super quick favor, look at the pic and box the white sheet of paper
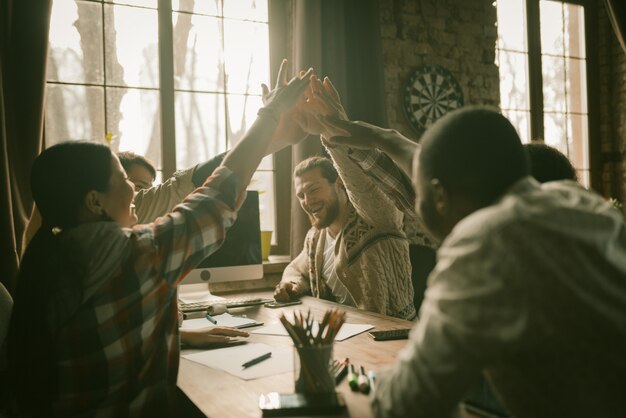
[250,322,374,341]
[182,313,261,329]
[182,343,293,380]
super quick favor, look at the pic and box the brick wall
[598,4,626,210]
[379,0,500,138]
[379,0,624,211]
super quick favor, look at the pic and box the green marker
[348,364,359,391]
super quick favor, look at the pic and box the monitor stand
[178,283,223,304]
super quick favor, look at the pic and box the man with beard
[324,107,626,418]
[273,150,428,320]
[273,75,432,320]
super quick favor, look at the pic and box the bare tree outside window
[45,0,275,237]
[496,0,590,186]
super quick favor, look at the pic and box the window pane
[497,51,530,110]
[175,92,226,169]
[48,0,103,84]
[496,0,527,52]
[258,154,273,171]
[540,1,564,56]
[542,55,566,112]
[223,20,270,94]
[104,4,159,88]
[106,87,161,169]
[249,171,276,236]
[543,112,567,153]
[502,109,531,143]
[225,94,272,169]
[223,0,268,22]
[225,94,263,146]
[45,84,105,145]
[567,113,588,171]
[564,3,585,59]
[173,13,223,92]
[566,58,587,114]
[172,0,220,15]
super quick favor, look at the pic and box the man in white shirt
[325,107,626,418]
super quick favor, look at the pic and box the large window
[496,0,590,185]
[46,0,276,238]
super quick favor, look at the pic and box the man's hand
[273,282,301,302]
[294,76,351,138]
[180,326,249,348]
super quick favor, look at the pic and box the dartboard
[403,65,464,134]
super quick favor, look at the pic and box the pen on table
[242,352,272,369]
[334,358,349,384]
[205,313,218,324]
[358,365,370,394]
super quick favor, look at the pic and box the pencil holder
[294,344,335,394]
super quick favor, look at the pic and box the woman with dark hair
[523,142,578,183]
[7,66,312,417]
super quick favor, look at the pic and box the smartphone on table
[367,328,411,341]
[264,300,303,308]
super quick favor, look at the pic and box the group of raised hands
[259,58,352,154]
[260,59,418,174]
[186,60,418,348]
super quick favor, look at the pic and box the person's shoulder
[447,177,618,248]
[443,178,540,247]
[541,180,614,211]
[63,222,130,256]
[61,222,131,288]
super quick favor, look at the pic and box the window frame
[46,0,292,253]
[267,0,291,256]
[500,0,600,189]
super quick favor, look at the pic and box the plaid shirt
[12,167,239,417]
[346,148,416,214]
[347,148,433,247]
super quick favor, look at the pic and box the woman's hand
[261,60,313,118]
[180,326,250,348]
[261,60,315,152]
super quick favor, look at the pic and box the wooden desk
[178,292,487,418]
[177,291,412,418]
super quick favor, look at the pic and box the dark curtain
[605,0,626,55]
[0,0,51,294]
[290,0,388,257]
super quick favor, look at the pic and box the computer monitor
[182,190,263,289]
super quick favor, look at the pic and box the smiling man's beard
[307,192,340,230]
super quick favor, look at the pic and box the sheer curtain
[0,0,52,294]
[605,0,626,55]
[290,0,388,256]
